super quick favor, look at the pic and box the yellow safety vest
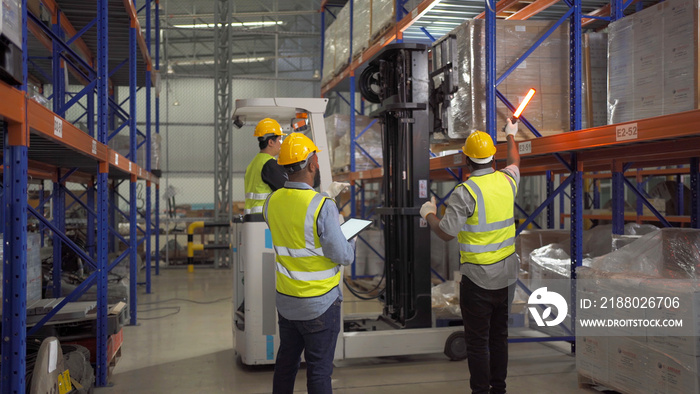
[244,153,275,215]
[263,188,341,298]
[458,171,517,265]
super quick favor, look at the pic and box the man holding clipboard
[263,132,356,394]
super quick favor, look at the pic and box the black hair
[258,135,279,150]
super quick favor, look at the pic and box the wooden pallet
[577,373,621,393]
[369,22,396,45]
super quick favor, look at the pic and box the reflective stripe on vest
[458,171,517,265]
[244,206,264,215]
[244,153,275,214]
[264,188,340,298]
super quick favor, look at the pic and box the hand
[504,118,518,137]
[420,196,437,219]
[338,213,345,225]
[326,182,351,198]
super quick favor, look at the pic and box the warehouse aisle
[95,269,596,393]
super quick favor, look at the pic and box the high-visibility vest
[244,153,275,215]
[457,171,517,265]
[263,188,341,298]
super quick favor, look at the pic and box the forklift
[232,43,466,366]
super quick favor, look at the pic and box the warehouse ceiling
[153,0,320,79]
[151,0,658,79]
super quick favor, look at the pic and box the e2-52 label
[615,123,638,141]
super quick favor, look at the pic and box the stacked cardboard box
[322,21,337,85]
[325,114,383,173]
[352,0,371,57]
[576,229,700,394]
[445,19,571,142]
[371,0,395,41]
[0,233,42,306]
[607,0,699,124]
[322,0,403,84]
[583,32,609,129]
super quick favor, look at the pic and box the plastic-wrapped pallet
[515,229,570,272]
[151,133,161,172]
[109,134,146,168]
[582,32,608,129]
[322,22,336,85]
[352,0,370,58]
[325,114,383,172]
[607,0,698,124]
[576,229,700,394]
[443,19,570,142]
[527,224,658,336]
[371,0,395,41]
[334,5,351,76]
[353,228,384,277]
[0,232,42,305]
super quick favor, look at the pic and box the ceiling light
[173,21,283,29]
[170,57,270,67]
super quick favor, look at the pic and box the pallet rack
[1,0,160,391]
[320,0,700,347]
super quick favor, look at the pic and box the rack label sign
[115,153,119,165]
[412,8,418,19]
[519,141,532,154]
[53,116,63,138]
[616,123,638,141]
[129,162,132,171]
[419,179,428,198]
[91,140,97,155]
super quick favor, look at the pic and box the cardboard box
[576,336,610,384]
[608,337,649,394]
[647,349,700,394]
[608,0,700,124]
[445,19,571,141]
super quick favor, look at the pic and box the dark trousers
[272,299,341,394]
[460,275,515,394]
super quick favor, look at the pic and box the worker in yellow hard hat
[243,118,288,216]
[263,132,355,393]
[420,119,521,394]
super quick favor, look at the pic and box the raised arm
[504,119,520,168]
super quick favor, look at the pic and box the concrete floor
[95,269,599,394]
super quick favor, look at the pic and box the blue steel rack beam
[0,0,161,390]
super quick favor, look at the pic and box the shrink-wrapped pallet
[607,0,699,124]
[439,19,570,142]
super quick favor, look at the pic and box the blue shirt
[275,181,356,321]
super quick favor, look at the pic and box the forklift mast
[361,44,432,329]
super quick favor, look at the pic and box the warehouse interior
[0,0,699,393]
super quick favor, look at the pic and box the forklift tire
[444,331,468,361]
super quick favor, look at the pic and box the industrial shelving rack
[320,0,700,346]
[1,0,161,391]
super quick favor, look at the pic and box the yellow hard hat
[463,131,496,163]
[278,132,321,166]
[254,118,287,137]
